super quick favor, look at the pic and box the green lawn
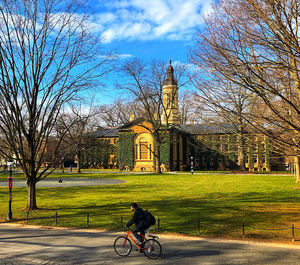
[0,171,299,242]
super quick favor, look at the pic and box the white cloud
[172,60,200,74]
[99,53,133,60]
[94,0,213,43]
[116,53,134,59]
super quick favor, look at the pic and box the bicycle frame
[124,230,146,249]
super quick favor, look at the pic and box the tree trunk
[295,156,300,183]
[238,127,246,171]
[155,143,161,174]
[27,182,38,210]
[239,150,246,171]
[77,152,81,174]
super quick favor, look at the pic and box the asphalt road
[0,178,125,188]
[1,224,300,265]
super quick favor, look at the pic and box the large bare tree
[191,0,300,179]
[119,59,189,173]
[0,0,111,209]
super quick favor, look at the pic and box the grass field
[0,171,300,242]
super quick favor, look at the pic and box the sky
[85,0,214,104]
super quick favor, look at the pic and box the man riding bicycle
[125,203,148,245]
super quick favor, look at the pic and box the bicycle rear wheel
[143,239,162,259]
[114,236,132,256]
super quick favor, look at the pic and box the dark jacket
[127,207,146,227]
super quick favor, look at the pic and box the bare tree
[191,0,300,179]
[57,103,99,174]
[119,59,189,173]
[192,74,255,170]
[178,90,200,124]
[0,0,111,209]
[99,98,144,127]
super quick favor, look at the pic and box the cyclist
[125,203,148,245]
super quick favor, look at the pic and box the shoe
[136,248,144,253]
[138,245,144,253]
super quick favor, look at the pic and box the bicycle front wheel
[114,236,132,256]
[143,239,162,259]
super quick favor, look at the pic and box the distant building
[91,61,285,172]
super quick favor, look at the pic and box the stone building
[92,61,285,172]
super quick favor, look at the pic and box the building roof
[118,117,145,130]
[177,123,235,135]
[94,127,119,138]
[94,122,236,138]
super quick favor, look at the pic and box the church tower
[162,60,180,125]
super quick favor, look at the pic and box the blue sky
[85,0,214,104]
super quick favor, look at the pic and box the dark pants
[132,222,147,243]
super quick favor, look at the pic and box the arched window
[135,133,153,161]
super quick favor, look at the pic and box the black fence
[12,212,298,242]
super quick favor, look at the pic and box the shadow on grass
[2,174,300,242]
[20,195,297,238]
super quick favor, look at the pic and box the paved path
[0,178,125,188]
[1,224,300,265]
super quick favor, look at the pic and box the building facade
[92,61,285,172]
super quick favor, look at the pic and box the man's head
[130,203,138,212]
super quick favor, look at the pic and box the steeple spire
[163,60,177,86]
[162,59,180,125]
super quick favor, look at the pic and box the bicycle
[113,228,162,259]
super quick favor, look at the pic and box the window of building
[140,141,148,159]
[224,144,228,152]
[135,144,138,159]
[134,133,153,161]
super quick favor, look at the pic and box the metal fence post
[55,211,58,225]
[197,215,200,234]
[121,215,123,228]
[87,214,89,228]
[157,218,160,232]
[26,211,29,222]
[242,223,245,239]
[292,224,295,242]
